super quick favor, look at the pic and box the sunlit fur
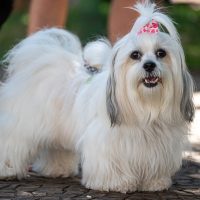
[0,1,194,192]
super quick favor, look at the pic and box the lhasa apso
[0,1,194,192]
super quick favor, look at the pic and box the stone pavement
[0,158,199,200]
[0,75,199,200]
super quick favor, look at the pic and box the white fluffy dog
[0,1,194,192]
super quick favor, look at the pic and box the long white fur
[0,1,194,192]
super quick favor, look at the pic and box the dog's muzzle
[142,61,161,88]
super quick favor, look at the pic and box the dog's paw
[0,164,25,180]
[84,184,136,193]
[140,177,172,191]
[0,161,16,180]
[31,165,78,178]
[32,149,79,178]
[83,179,137,193]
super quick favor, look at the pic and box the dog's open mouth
[142,75,161,88]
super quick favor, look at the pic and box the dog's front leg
[79,131,137,193]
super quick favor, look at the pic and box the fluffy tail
[3,28,82,76]
[83,38,111,72]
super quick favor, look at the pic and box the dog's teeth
[151,77,158,83]
[144,77,159,84]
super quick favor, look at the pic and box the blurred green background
[0,0,200,70]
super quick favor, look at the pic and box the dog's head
[106,1,194,126]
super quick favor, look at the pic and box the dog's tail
[130,0,179,42]
[2,28,82,76]
[83,38,112,72]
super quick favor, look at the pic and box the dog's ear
[106,52,121,126]
[180,70,195,122]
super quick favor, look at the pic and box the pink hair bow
[138,19,159,35]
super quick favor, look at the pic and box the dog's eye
[130,51,142,60]
[156,49,166,58]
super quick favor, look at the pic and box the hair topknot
[130,0,180,42]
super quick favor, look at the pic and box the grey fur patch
[106,51,121,126]
[180,70,195,122]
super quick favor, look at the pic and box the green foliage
[67,0,109,44]
[0,1,199,69]
[167,4,200,70]
[0,10,27,59]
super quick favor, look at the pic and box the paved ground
[0,158,199,200]
[0,74,199,200]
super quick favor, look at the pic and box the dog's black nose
[143,61,156,73]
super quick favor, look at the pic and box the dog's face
[106,32,194,126]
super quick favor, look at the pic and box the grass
[0,1,199,69]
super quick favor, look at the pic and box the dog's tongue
[145,76,158,83]
[146,77,157,82]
